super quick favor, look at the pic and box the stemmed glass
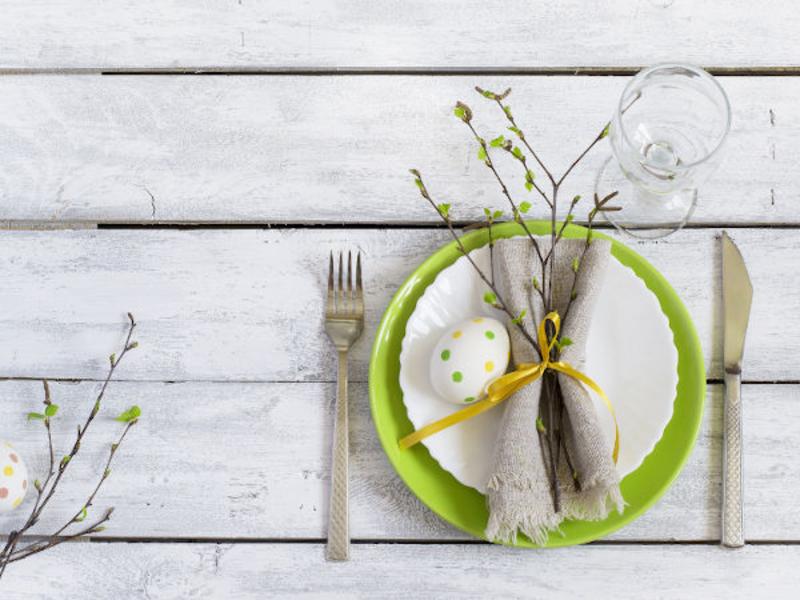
[597,64,731,238]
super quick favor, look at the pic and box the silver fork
[324,251,364,561]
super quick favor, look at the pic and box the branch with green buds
[412,86,620,512]
[0,313,144,579]
[453,100,546,269]
[410,170,543,359]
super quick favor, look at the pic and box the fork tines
[327,251,363,316]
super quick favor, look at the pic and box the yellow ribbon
[399,312,619,464]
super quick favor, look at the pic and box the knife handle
[722,369,744,548]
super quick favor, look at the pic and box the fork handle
[327,349,350,561]
[722,369,744,548]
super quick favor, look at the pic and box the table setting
[366,68,731,551]
[1,3,799,598]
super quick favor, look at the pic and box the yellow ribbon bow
[399,311,619,464]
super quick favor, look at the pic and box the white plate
[398,241,679,493]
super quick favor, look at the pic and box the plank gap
[92,222,800,231]
[3,67,800,77]
[4,536,800,546]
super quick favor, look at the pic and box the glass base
[595,156,697,240]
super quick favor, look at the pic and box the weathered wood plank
[0,381,796,542]
[0,76,792,225]
[1,2,799,70]
[0,228,788,382]
[2,542,798,598]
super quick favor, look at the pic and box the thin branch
[560,192,620,326]
[498,144,552,208]
[48,419,136,539]
[544,372,561,513]
[411,172,542,358]
[487,217,496,288]
[462,119,546,267]
[556,125,609,188]
[33,315,136,520]
[0,315,139,579]
[7,511,113,564]
[489,93,556,186]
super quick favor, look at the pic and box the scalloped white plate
[399,242,678,493]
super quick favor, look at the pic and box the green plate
[368,221,705,547]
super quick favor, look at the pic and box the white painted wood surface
[0,75,793,225]
[0,228,790,382]
[2,542,799,599]
[0,2,796,596]
[1,2,799,70]
[0,381,797,542]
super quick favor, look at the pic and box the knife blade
[721,231,753,548]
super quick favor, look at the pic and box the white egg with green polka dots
[0,441,28,512]
[429,316,511,405]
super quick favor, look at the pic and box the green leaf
[504,106,513,119]
[477,146,487,161]
[129,406,141,419]
[519,201,531,213]
[512,146,523,159]
[587,230,594,245]
[532,277,540,290]
[61,456,70,466]
[489,135,504,148]
[572,195,581,204]
[45,404,59,418]
[511,309,528,325]
[536,418,546,433]
[414,178,424,191]
[482,90,495,99]
[483,207,491,217]
[572,257,580,273]
[27,412,45,420]
[566,214,574,225]
[507,126,520,135]
[492,210,503,219]
[76,506,88,522]
[525,182,533,192]
[525,170,535,183]
[600,122,610,138]
[454,106,466,120]
[483,292,497,305]
[437,203,450,217]
[560,337,574,348]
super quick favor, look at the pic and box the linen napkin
[485,236,624,545]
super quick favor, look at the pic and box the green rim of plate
[368,221,705,547]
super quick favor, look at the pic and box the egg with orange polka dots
[0,441,28,512]
[429,316,510,405]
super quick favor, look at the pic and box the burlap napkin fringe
[485,473,625,545]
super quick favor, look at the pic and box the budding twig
[412,87,618,513]
[0,314,142,580]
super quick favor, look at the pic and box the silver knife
[721,231,753,548]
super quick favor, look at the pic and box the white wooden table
[1,2,799,597]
